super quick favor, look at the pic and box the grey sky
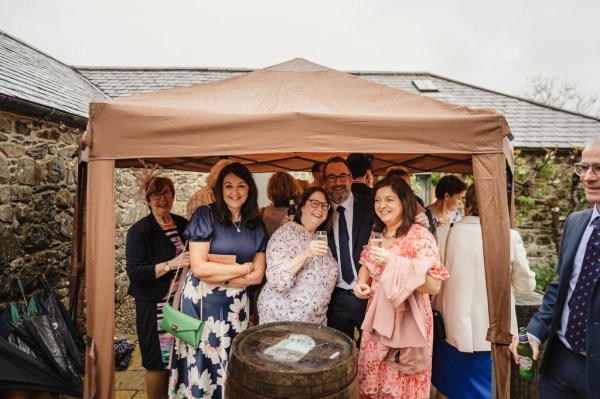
[1,0,599,103]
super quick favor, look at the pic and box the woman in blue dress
[169,162,267,398]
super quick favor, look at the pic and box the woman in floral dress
[258,186,338,324]
[169,162,267,399]
[353,176,449,399]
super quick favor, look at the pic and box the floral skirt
[358,330,432,399]
[168,274,249,399]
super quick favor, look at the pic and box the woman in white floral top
[258,186,339,324]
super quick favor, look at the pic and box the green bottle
[517,327,536,380]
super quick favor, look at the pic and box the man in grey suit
[510,138,600,398]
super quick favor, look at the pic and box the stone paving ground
[115,335,146,399]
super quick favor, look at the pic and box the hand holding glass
[313,231,328,265]
[370,232,383,249]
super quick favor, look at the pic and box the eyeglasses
[150,191,173,200]
[326,174,350,183]
[307,199,331,210]
[573,162,600,177]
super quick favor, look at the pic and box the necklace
[156,216,173,226]
[383,229,395,240]
[232,219,242,233]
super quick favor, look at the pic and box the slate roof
[0,30,109,120]
[2,30,597,148]
[77,67,600,149]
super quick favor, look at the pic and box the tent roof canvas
[83,58,514,398]
[87,58,512,173]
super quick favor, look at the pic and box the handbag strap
[164,240,189,306]
[442,221,454,266]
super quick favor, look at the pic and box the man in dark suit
[324,156,430,346]
[324,156,374,346]
[510,138,600,398]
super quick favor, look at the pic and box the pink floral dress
[358,224,448,399]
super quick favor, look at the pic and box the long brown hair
[212,162,261,229]
[372,176,417,238]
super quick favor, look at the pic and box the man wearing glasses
[510,138,600,398]
[323,156,374,346]
[324,156,431,346]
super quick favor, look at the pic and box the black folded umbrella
[0,336,82,396]
[39,274,85,372]
[0,276,84,397]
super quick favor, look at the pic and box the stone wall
[0,109,81,301]
[513,148,586,276]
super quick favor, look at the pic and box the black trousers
[538,339,588,399]
[326,287,368,348]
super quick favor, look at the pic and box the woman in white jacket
[431,184,536,399]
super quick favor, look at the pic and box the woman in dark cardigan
[126,174,189,399]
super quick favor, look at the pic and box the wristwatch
[163,261,171,272]
[223,280,230,287]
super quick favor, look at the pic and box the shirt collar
[590,205,600,225]
[334,192,355,210]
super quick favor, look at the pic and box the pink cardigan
[362,256,433,362]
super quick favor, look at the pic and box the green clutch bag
[160,302,204,348]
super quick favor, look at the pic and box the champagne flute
[370,232,383,263]
[314,230,328,266]
[370,232,383,248]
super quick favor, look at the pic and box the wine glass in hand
[370,232,383,264]
[370,232,383,249]
[314,230,328,266]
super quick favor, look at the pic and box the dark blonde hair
[267,172,302,207]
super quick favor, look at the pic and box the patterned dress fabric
[157,228,186,365]
[257,221,339,324]
[565,216,600,352]
[358,224,448,399]
[168,206,267,398]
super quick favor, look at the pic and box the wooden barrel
[226,322,358,399]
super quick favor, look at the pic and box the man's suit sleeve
[526,214,572,343]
